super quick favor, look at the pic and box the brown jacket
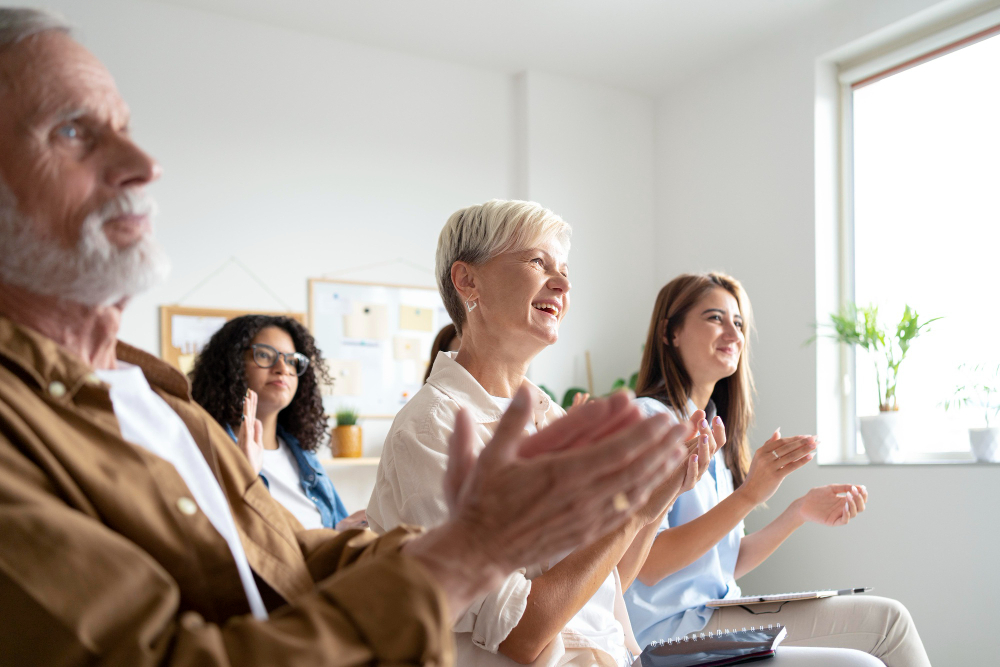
[0,316,452,666]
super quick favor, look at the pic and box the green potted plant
[332,408,362,458]
[817,303,940,462]
[944,363,1000,462]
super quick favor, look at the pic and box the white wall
[653,0,998,662]
[521,71,658,399]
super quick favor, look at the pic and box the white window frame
[814,4,1000,464]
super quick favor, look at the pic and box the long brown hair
[635,273,755,486]
[424,323,459,383]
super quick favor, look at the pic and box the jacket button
[48,381,67,398]
[176,497,198,515]
[307,475,315,482]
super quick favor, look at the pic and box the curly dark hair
[189,315,332,451]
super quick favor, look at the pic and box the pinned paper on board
[308,279,447,418]
[325,359,363,396]
[399,305,434,332]
[393,335,423,362]
[343,302,389,340]
[170,314,227,351]
[318,292,353,316]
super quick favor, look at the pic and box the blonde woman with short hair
[368,200,690,667]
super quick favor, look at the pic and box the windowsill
[819,457,1000,467]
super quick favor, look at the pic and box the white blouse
[367,351,640,666]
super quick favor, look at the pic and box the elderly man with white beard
[0,8,694,666]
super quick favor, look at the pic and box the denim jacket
[226,423,349,529]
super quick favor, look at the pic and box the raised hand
[443,385,689,575]
[797,484,868,527]
[740,429,817,505]
[569,391,591,411]
[673,411,727,495]
[237,388,264,475]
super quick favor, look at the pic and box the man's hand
[409,386,689,615]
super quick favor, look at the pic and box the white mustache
[93,190,159,224]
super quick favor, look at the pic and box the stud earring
[466,299,478,312]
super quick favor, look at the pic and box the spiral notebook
[634,624,787,667]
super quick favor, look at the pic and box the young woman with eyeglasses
[190,315,355,530]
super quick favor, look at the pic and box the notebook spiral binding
[648,623,784,647]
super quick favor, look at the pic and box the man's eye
[56,124,80,140]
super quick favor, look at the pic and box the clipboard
[706,587,872,608]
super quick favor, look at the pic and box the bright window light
[851,30,1000,454]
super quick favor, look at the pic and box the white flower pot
[969,427,1000,463]
[858,412,902,463]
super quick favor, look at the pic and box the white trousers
[704,596,930,667]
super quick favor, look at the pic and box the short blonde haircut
[436,199,571,334]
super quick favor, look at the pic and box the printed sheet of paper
[325,359,363,396]
[393,335,423,362]
[399,305,434,332]
[318,291,353,316]
[343,302,389,340]
[170,314,227,352]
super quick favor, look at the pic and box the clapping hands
[441,385,690,574]
[740,429,817,505]
[797,484,868,526]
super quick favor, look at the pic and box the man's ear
[451,261,477,302]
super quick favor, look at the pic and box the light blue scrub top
[624,397,745,648]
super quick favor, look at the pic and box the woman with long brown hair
[623,273,930,667]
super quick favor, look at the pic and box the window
[831,12,1000,460]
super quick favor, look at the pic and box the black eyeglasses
[248,344,310,376]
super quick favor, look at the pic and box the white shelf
[321,457,380,467]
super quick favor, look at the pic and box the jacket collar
[425,351,553,425]
[0,314,192,402]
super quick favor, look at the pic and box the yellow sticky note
[393,335,423,362]
[326,359,363,396]
[343,302,389,340]
[400,305,433,332]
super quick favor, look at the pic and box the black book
[634,624,787,667]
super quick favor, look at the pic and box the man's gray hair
[0,8,70,50]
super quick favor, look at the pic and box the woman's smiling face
[671,287,744,386]
[471,235,571,353]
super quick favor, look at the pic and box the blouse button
[48,381,67,398]
[84,373,102,386]
[176,497,198,516]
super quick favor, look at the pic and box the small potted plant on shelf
[332,408,362,458]
[944,363,1000,462]
[818,303,940,463]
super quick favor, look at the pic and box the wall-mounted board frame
[160,305,306,375]
[308,278,450,419]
